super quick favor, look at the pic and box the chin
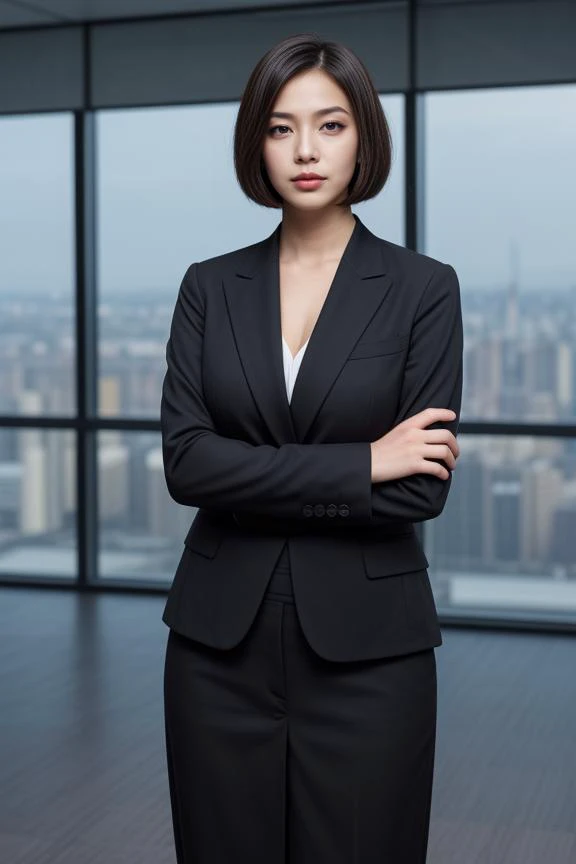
[282,189,347,209]
[289,201,336,214]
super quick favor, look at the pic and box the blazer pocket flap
[362,534,429,579]
[183,518,225,558]
[348,334,409,359]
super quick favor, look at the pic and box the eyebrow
[269,106,350,120]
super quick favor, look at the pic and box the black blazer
[160,213,463,662]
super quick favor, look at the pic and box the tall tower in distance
[506,238,519,339]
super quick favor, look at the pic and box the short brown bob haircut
[234,33,392,209]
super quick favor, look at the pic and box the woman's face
[262,68,359,212]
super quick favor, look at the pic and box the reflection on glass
[428,435,576,618]
[424,85,576,423]
[0,427,76,577]
[0,113,75,417]
[97,431,194,581]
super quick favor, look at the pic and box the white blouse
[282,335,310,404]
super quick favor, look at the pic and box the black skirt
[164,540,437,863]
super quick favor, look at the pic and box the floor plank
[1,588,575,863]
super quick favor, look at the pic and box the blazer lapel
[223,222,296,445]
[222,214,393,445]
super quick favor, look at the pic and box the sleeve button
[302,504,314,517]
[326,504,338,517]
[314,504,325,517]
[338,504,350,517]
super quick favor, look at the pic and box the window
[0,114,76,580]
[430,434,576,620]
[97,430,191,582]
[0,429,76,579]
[424,85,576,620]
[424,85,576,424]
[0,113,75,417]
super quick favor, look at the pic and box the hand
[370,408,460,483]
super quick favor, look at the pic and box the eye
[267,121,346,137]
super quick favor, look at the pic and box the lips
[292,173,326,181]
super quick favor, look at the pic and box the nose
[294,129,319,164]
[295,149,319,165]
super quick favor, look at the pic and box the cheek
[332,136,359,175]
[262,143,282,178]
[345,134,359,164]
[343,124,359,152]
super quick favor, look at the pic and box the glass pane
[97,430,194,581]
[427,434,576,621]
[424,85,576,423]
[0,113,75,416]
[0,429,77,578]
[97,104,275,419]
[96,99,404,418]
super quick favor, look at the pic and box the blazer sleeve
[370,262,464,524]
[161,262,373,520]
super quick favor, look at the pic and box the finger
[425,407,456,420]
[424,445,457,470]
[418,457,451,480]
[424,430,460,455]
[404,408,457,428]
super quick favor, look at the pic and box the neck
[278,207,356,267]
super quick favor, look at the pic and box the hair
[233,33,392,209]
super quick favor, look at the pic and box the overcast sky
[0,83,574,297]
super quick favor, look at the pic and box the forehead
[271,69,350,112]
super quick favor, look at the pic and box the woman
[162,33,462,864]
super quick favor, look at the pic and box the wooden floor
[1,587,575,864]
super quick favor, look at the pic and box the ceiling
[0,0,512,31]
[0,0,349,30]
